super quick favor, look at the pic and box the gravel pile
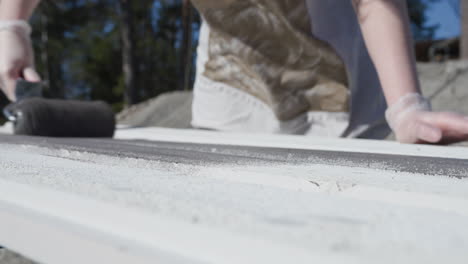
[117,91,193,129]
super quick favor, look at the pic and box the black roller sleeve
[7,98,116,138]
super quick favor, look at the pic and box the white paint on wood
[115,127,468,159]
[0,180,331,264]
[1,143,468,263]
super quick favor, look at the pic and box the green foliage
[30,0,200,112]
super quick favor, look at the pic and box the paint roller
[3,79,116,137]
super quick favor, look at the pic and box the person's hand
[386,93,468,144]
[0,21,40,101]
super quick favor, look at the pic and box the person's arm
[0,0,40,20]
[0,0,41,101]
[352,0,468,144]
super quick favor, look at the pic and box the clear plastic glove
[0,21,40,101]
[385,93,468,144]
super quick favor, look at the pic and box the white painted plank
[0,180,347,264]
[115,127,468,159]
[1,143,468,263]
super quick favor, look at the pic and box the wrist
[0,20,31,36]
[385,93,431,130]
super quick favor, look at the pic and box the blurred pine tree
[28,0,200,112]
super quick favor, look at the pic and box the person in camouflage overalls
[1,0,468,144]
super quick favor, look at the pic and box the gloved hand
[386,93,468,144]
[0,20,40,101]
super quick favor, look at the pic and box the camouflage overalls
[191,0,390,138]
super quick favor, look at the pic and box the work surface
[1,128,468,264]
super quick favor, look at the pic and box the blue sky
[426,1,460,39]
